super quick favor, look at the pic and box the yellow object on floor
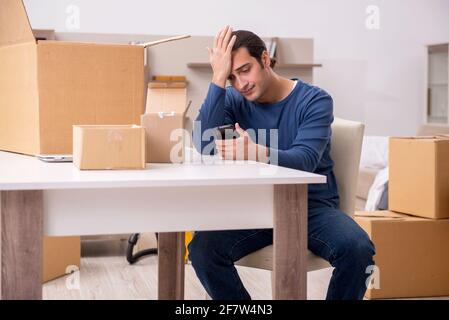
[185,231,193,263]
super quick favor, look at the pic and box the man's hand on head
[215,123,270,163]
[208,26,237,88]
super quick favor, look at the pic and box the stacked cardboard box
[354,136,449,299]
[388,136,449,219]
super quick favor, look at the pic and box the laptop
[37,154,73,163]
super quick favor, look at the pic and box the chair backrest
[330,117,365,216]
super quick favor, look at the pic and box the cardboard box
[43,236,81,283]
[73,125,146,170]
[0,0,189,156]
[153,75,187,82]
[141,81,190,163]
[354,210,449,299]
[389,136,449,219]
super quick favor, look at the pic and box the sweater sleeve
[269,92,333,172]
[193,83,236,155]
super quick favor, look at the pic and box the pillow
[360,136,389,169]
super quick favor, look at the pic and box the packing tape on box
[158,111,176,119]
[107,130,124,142]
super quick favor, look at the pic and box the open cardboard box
[0,0,189,156]
[141,81,191,163]
[354,210,449,299]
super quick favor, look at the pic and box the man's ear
[262,51,271,68]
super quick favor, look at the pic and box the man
[189,26,375,300]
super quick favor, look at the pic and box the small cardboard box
[354,210,449,299]
[389,136,449,219]
[73,125,145,170]
[141,81,189,163]
[43,236,81,283]
[0,0,189,156]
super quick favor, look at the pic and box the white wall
[24,0,449,136]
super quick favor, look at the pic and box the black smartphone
[215,124,239,140]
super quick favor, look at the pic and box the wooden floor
[43,237,332,300]
[43,255,335,300]
[42,237,449,300]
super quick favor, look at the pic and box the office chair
[126,233,158,264]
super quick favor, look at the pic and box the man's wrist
[212,74,227,88]
[256,144,270,163]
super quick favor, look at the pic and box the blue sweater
[193,79,339,209]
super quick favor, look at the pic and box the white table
[0,150,326,300]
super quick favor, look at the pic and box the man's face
[228,47,269,102]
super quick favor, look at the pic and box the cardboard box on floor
[43,236,80,283]
[73,125,146,170]
[389,136,449,219]
[141,81,190,163]
[354,210,449,299]
[0,0,189,156]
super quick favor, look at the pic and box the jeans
[188,205,376,300]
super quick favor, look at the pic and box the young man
[189,26,375,300]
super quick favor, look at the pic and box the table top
[0,151,326,190]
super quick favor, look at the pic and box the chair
[233,117,365,294]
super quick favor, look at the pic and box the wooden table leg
[157,232,185,300]
[273,184,307,300]
[1,190,43,300]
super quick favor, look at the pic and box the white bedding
[359,136,390,211]
[360,136,389,170]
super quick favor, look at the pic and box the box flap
[148,81,187,89]
[391,135,449,141]
[0,0,35,46]
[145,83,188,114]
[390,135,449,148]
[74,124,143,130]
[153,75,186,82]
[139,35,190,48]
[354,210,416,219]
[435,134,449,140]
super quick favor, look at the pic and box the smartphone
[215,124,239,140]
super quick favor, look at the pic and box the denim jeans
[188,205,376,300]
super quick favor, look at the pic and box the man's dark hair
[231,30,276,68]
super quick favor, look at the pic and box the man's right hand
[207,26,237,88]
